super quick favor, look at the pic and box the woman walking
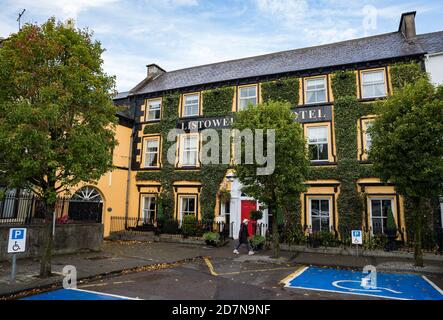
[233,219,255,255]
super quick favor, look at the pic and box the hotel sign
[177,105,333,131]
[293,105,333,123]
[178,116,234,131]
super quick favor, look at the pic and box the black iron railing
[0,194,102,226]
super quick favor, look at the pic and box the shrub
[181,215,205,238]
[203,232,221,247]
[283,227,307,245]
[387,209,397,231]
[160,219,180,234]
[363,234,388,250]
[310,232,341,248]
[249,235,266,251]
[250,210,263,221]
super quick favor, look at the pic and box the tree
[232,101,310,258]
[369,78,443,266]
[0,18,117,277]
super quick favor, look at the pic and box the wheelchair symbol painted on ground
[332,280,402,294]
[285,266,443,300]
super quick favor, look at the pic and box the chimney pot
[399,11,417,39]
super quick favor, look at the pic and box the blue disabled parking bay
[22,288,136,301]
[285,266,443,300]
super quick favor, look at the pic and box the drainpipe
[124,101,137,230]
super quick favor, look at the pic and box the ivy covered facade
[111,12,443,246]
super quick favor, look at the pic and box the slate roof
[416,31,443,54]
[132,31,427,95]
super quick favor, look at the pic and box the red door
[241,200,257,236]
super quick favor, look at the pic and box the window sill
[295,102,333,108]
[310,161,337,167]
[140,166,162,171]
[359,96,387,102]
[175,166,201,171]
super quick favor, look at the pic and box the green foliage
[203,87,234,117]
[250,210,263,221]
[331,71,357,98]
[363,234,388,250]
[0,18,117,202]
[369,78,443,199]
[331,70,374,243]
[390,62,427,92]
[261,77,300,106]
[203,232,221,244]
[181,215,205,237]
[218,188,231,203]
[249,235,266,250]
[139,87,234,222]
[387,208,397,231]
[310,232,341,248]
[160,219,180,235]
[370,77,443,264]
[283,226,307,245]
[233,101,309,256]
[233,101,309,207]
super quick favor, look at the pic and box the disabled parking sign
[352,230,363,245]
[8,228,27,254]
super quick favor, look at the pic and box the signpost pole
[11,254,17,282]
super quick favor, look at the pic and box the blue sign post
[8,228,27,283]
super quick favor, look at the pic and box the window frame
[237,84,258,111]
[363,120,374,153]
[369,197,395,236]
[142,136,161,169]
[358,116,377,161]
[308,197,333,234]
[178,133,200,168]
[141,194,157,224]
[182,93,201,118]
[304,76,328,105]
[178,195,198,222]
[360,69,388,100]
[145,98,162,122]
[305,124,331,163]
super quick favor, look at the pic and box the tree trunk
[39,207,54,277]
[413,197,424,267]
[39,184,57,278]
[271,204,280,259]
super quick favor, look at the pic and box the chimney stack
[399,11,417,39]
[147,64,166,78]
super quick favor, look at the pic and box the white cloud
[256,0,308,23]
[10,0,120,19]
[159,0,198,6]
[304,27,358,45]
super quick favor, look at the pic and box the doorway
[241,200,257,236]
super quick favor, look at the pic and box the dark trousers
[235,240,251,251]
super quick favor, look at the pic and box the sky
[1,0,442,92]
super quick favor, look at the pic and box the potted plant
[203,232,221,247]
[385,209,398,251]
[249,235,265,251]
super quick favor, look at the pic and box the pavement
[1,240,442,300]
